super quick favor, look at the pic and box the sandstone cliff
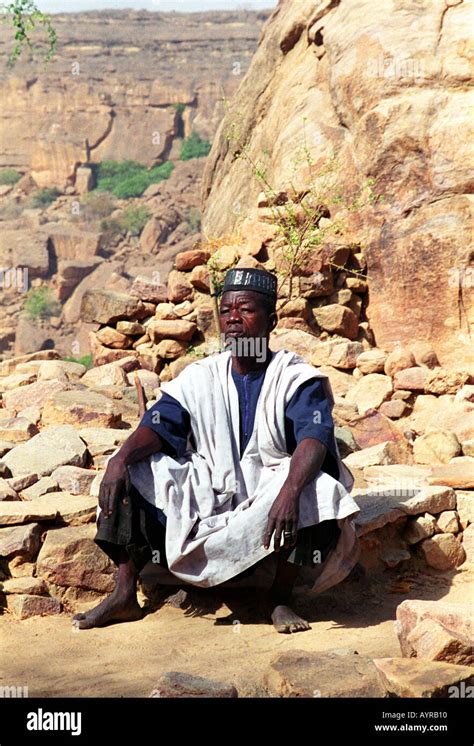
[202,0,473,366]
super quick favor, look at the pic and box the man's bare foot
[260,592,311,633]
[72,591,143,630]
[270,603,311,633]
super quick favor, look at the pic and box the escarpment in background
[0,9,270,184]
[201,0,474,367]
[0,9,271,360]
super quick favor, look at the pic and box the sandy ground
[1,564,472,698]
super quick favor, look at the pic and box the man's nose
[228,307,242,322]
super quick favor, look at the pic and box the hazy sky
[37,0,277,12]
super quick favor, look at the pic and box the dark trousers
[95,485,341,577]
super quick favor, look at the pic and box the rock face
[202,0,473,366]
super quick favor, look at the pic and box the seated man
[73,267,360,633]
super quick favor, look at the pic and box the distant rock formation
[0,9,270,187]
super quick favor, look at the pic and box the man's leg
[264,519,341,634]
[73,547,143,629]
[262,548,311,633]
[72,487,167,629]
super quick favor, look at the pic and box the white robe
[127,349,361,592]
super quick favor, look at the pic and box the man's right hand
[98,456,131,518]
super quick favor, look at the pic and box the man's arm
[263,438,327,551]
[99,426,163,518]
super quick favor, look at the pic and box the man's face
[219,290,276,341]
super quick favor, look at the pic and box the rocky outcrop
[202,0,473,366]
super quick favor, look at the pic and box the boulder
[403,514,437,545]
[372,658,474,698]
[81,363,128,388]
[428,463,474,489]
[455,491,473,528]
[42,390,122,428]
[413,428,461,465]
[424,368,472,396]
[167,270,194,303]
[0,417,38,443]
[436,510,460,534]
[130,275,168,304]
[36,524,115,594]
[2,425,88,477]
[379,400,409,419]
[2,379,68,413]
[21,476,58,500]
[81,290,147,325]
[405,618,473,667]
[393,367,428,392]
[50,466,96,495]
[356,349,387,374]
[95,326,131,350]
[1,576,47,595]
[175,249,211,271]
[263,650,385,698]
[7,594,61,619]
[345,374,393,414]
[343,441,411,469]
[0,522,42,558]
[419,534,466,570]
[147,319,197,342]
[384,349,416,378]
[313,304,359,340]
[395,600,473,657]
[150,672,238,698]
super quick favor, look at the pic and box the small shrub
[63,353,93,369]
[28,187,61,209]
[23,286,60,319]
[0,168,21,185]
[119,204,151,236]
[180,132,211,161]
[79,191,117,220]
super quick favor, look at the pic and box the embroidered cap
[220,268,277,299]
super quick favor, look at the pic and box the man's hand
[263,485,299,552]
[98,456,131,519]
[262,438,328,553]
[97,425,164,519]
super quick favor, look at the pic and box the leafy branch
[1,0,57,67]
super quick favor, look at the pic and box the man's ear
[268,312,278,333]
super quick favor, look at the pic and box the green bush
[119,204,150,236]
[180,132,211,161]
[100,204,150,245]
[29,187,61,208]
[93,160,174,199]
[0,168,21,185]
[63,353,93,369]
[23,286,61,319]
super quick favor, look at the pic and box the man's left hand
[263,486,299,552]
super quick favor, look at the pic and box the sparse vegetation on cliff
[28,187,61,208]
[0,168,21,185]
[23,286,60,319]
[180,132,211,161]
[93,160,174,199]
